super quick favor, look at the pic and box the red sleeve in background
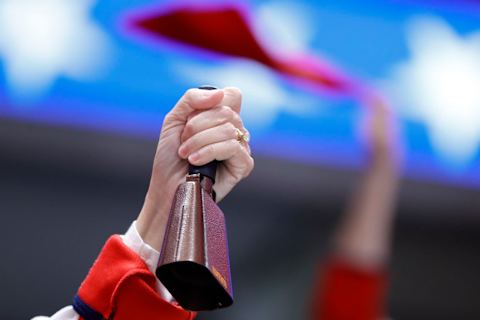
[75,235,196,320]
[311,259,388,320]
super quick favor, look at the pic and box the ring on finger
[235,128,250,144]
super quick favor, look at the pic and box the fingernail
[178,145,187,158]
[199,88,219,98]
[188,152,200,163]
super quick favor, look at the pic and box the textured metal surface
[157,173,233,310]
[203,188,233,297]
[159,175,205,265]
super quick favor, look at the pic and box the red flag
[127,4,361,96]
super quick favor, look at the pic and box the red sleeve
[311,259,388,320]
[74,235,196,320]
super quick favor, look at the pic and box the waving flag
[127,4,361,97]
[1,0,479,185]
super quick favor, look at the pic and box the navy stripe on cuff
[73,295,105,320]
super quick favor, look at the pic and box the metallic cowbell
[156,161,233,311]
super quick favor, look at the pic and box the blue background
[1,0,479,186]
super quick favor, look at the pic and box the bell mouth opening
[156,261,233,311]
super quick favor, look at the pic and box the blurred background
[1,0,479,319]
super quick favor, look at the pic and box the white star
[0,0,112,101]
[386,16,480,165]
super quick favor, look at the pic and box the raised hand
[137,87,253,251]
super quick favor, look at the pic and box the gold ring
[235,128,250,143]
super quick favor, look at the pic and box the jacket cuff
[312,258,388,320]
[74,235,195,320]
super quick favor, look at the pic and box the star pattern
[0,0,112,101]
[387,16,480,164]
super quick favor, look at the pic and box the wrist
[136,189,173,252]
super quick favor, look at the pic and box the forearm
[312,160,397,320]
[333,157,399,268]
[136,180,179,253]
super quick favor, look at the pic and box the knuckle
[182,89,196,105]
[183,122,194,137]
[224,106,236,117]
[243,160,254,177]
[184,88,196,98]
[224,122,237,136]
[205,144,216,156]
[232,111,242,125]
[216,106,234,124]
[182,140,194,154]
[219,105,233,116]
[224,86,242,100]
[242,152,255,175]
[248,156,255,171]
[164,111,175,123]
[230,139,241,152]
[182,87,208,111]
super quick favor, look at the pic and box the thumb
[165,88,224,126]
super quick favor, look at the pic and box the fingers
[187,139,247,166]
[179,122,238,159]
[221,87,242,113]
[170,86,252,181]
[163,88,224,127]
[181,106,244,143]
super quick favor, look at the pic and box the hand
[360,95,401,167]
[137,87,254,251]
